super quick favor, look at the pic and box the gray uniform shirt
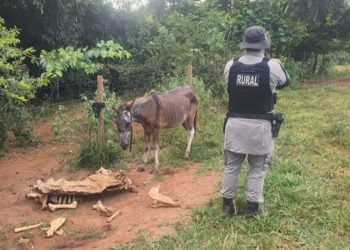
[224,50,289,155]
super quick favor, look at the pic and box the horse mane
[144,89,159,97]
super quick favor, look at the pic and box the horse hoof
[184,153,189,159]
[137,166,145,172]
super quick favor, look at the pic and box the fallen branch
[14,223,43,233]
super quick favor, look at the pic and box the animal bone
[14,222,43,233]
[106,210,121,223]
[48,201,78,212]
[148,185,181,208]
[47,217,66,237]
[27,168,135,211]
[16,237,33,249]
[92,200,114,216]
[26,191,48,209]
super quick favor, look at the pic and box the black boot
[223,197,234,218]
[247,201,261,217]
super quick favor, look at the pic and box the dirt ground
[0,121,221,250]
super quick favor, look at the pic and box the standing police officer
[220,26,290,217]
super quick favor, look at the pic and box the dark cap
[239,26,270,50]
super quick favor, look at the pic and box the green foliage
[77,90,123,168]
[328,51,350,65]
[78,139,122,168]
[2,0,348,106]
[40,40,131,79]
[281,57,303,89]
[228,0,307,57]
[155,76,213,108]
[0,18,39,149]
[52,105,77,138]
[10,107,34,144]
[0,17,42,103]
[0,122,7,151]
[0,16,131,149]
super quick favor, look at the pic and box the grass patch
[329,65,350,77]
[113,81,350,249]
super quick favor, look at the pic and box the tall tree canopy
[0,0,349,90]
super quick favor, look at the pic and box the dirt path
[0,122,221,249]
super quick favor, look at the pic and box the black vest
[227,57,273,115]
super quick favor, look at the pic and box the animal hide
[27,167,135,209]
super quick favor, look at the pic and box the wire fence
[29,70,159,114]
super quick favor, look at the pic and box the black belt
[227,112,273,121]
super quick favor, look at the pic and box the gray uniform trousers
[220,150,271,204]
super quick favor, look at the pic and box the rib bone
[148,185,181,207]
[48,201,78,212]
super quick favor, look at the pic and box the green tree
[0,17,131,150]
[0,17,42,148]
[279,0,350,73]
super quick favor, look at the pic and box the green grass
[112,82,350,249]
[328,65,350,77]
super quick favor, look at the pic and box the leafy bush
[327,51,350,65]
[52,105,73,138]
[155,76,213,108]
[0,104,34,149]
[0,122,7,151]
[77,89,123,168]
[282,57,304,89]
[78,139,122,168]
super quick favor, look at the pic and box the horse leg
[184,107,198,159]
[143,130,151,164]
[150,129,160,175]
[185,127,195,159]
[138,130,151,172]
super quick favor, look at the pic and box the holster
[223,116,228,134]
[271,113,285,137]
[223,112,285,138]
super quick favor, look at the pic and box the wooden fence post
[187,64,193,86]
[97,75,104,154]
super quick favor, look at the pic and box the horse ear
[113,105,118,113]
[113,104,123,114]
[124,100,135,111]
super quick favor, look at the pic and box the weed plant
[77,90,123,168]
[51,90,123,169]
[0,104,34,150]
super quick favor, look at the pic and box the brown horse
[114,86,200,174]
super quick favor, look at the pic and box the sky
[104,0,148,10]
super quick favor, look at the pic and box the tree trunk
[320,54,326,74]
[312,53,318,74]
[53,78,60,102]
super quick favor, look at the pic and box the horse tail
[194,108,198,131]
[191,91,200,132]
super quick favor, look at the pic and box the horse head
[114,101,134,151]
